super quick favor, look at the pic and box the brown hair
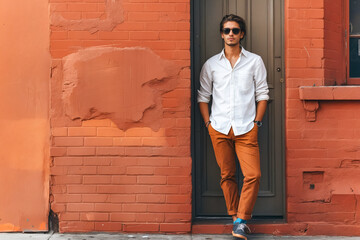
[220,14,246,39]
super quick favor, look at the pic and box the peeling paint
[51,0,124,33]
[60,46,180,130]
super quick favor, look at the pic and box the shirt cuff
[256,95,269,102]
[197,91,211,103]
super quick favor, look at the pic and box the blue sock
[234,218,247,224]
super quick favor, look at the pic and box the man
[197,14,269,239]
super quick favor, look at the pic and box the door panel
[193,0,284,218]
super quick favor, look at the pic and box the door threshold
[192,217,286,234]
[193,216,285,225]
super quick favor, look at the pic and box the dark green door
[193,0,285,219]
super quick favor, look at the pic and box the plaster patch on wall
[61,46,180,130]
[51,0,124,33]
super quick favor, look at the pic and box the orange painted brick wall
[285,0,360,235]
[49,0,191,233]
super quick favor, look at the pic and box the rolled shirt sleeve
[254,57,269,102]
[197,62,212,103]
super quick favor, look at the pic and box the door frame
[190,0,286,222]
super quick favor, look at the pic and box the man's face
[221,21,244,47]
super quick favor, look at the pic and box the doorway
[192,0,285,220]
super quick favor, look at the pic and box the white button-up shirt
[197,48,269,136]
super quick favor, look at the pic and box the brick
[110,213,136,222]
[152,146,191,157]
[67,203,94,212]
[51,186,67,194]
[60,212,80,221]
[144,41,177,50]
[169,157,191,167]
[98,31,129,40]
[80,212,109,221]
[137,157,169,166]
[82,12,104,19]
[52,127,68,136]
[123,223,159,232]
[96,147,125,155]
[126,166,154,175]
[130,31,159,40]
[147,204,191,213]
[109,194,136,203]
[59,221,94,232]
[175,118,190,128]
[167,176,190,185]
[125,128,153,137]
[51,166,68,175]
[97,127,125,136]
[160,12,189,22]
[83,157,111,165]
[151,185,180,194]
[128,12,160,21]
[144,3,177,11]
[54,157,83,166]
[52,175,82,184]
[166,194,191,204]
[137,176,167,185]
[67,147,96,156]
[114,22,145,31]
[82,119,112,126]
[52,194,82,203]
[97,185,151,194]
[97,166,126,174]
[125,147,154,156]
[136,194,166,203]
[67,3,98,12]
[59,12,82,20]
[144,22,176,31]
[50,147,67,157]
[136,213,165,223]
[95,203,122,212]
[95,222,122,232]
[68,127,97,136]
[164,213,191,223]
[111,175,137,184]
[84,137,113,146]
[123,3,145,11]
[113,137,142,146]
[154,167,191,176]
[82,194,109,203]
[68,31,98,40]
[142,137,177,146]
[160,223,191,233]
[83,175,112,184]
[67,166,97,175]
[51,203,66,212]
[110,157,135,166]
[68,185,97,194]
[122,204,148,212]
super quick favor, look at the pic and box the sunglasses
[222,28,241,35]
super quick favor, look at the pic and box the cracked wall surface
[52,47,179,130]
[63,47,179,130]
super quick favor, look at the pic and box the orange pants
[208,124,261,220]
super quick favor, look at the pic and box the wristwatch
[254,120,262,127]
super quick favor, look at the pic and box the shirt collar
[219,46,248,60]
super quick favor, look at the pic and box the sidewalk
[1,233,360,240]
